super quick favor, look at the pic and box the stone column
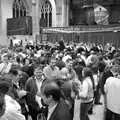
[49,0,56,27]
[32,0,36,33]
[62,0,69,27]
[56,0,62,27]
[0,0,13,46]
[0,0,1,36]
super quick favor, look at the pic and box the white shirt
[104,76,120,114]
[5,95,21,113]
[79,77,94,103]
[0,62,12,74]
[93,74,99,89]
[43,65,61,80]
[0,110,25,120]
[35,78,42,93]
[47,104,57,120]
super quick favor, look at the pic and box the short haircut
[41,80,61,102]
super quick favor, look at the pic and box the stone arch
[39,0,56,27]
[49,0,56,27]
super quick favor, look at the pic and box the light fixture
[32,0,36,5]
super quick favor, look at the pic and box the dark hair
[0,80,10,94]
[0,93,5,117]
[41,80,61,102]
[16,56,21,63]
[9,69,18,76]
[91,66,98,74]
[98,61,106,73]
[82,67,95,91]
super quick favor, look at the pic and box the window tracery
[13,0,27,18]
[40,0,52,27]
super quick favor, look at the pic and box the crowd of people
[0,40,120,120]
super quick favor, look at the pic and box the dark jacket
[25,76,39,111]
[48,99,73,120]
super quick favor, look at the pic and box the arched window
[40,0,52,27]
[13,0,27,18]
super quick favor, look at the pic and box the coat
[48,99,73,120]
[25,76,40,111]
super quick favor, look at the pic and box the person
[0,53,12,75]
[61,59,78,81]
[17,69,29,120]
[43,58,61,80]
[78,67,95,120]
[21,58,34,77]
[0,80,25,120]
[25,67,45,120]
[104,65,120,120]
[41,80,73,120]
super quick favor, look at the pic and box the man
[104,65,120,120]
[41,80,73,120]
[0,53,12,74]
[43,58,61,80]
[25,67,45,120]
[61,59,78,81]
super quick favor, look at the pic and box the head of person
[41,80,61,106]
[82,67,95,90]
[50,58,56,68]
[66,59,73,69]
[34,67,45,80]
[9,69,18,80]
[110,65,120,78]
[2,54,9,63]
[17,69,23,79]
[82,67,93,79]
[25,58,30,65]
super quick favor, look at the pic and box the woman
[0,81,25,120]
[79,67,95,120]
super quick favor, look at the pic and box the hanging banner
[7,16,32,35]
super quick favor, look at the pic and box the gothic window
[40,0,52,27]
[13,0,27,18]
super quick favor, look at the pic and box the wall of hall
[0,0,70,46]
[0,0,32,46]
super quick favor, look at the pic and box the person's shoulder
[1,110,25,120]
[57,99,73,119]
[105,76,116,84]
[26,76,35,83]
